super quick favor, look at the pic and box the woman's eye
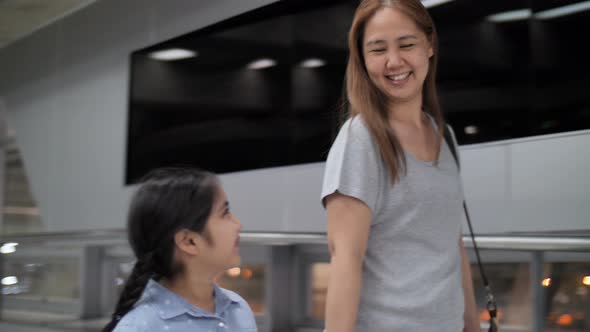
[400,44,415,49]
[370,48,385,53]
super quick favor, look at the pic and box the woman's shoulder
[336,115,373,145]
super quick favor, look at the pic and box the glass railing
[1,231,589,332]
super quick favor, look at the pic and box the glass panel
[429,0,533,144]
[309,261,533,329]
[471,263,531,331]
[543,262,590,331]
[127,9,292,183]
[1,247,81,319]
[217,264,266,315]
[2,256,80,299]
[291,2,353,164]
[531,0,590,138]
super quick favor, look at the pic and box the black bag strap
[443,125,498,332]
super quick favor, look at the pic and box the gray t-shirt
[321,116,465,331]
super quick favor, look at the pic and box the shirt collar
[138,279,240,320]
[214,283,241,315]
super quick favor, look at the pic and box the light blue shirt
[113,279,257,332]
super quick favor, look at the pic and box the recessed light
[487,9,532,23]
[148,48,197,61]
[464,125,479,135]
[247,58,277,70]
[300,58,326,68]
[535,1,590,19]
[421,0,454,9]
[1,276,18,286]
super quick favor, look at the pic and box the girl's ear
[174,230,201,256]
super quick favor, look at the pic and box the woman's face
[199,187,242,271]
[362,6,433,106]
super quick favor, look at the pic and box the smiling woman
[321,1,480,331]
[362,7,433,106]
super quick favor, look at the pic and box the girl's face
[362,7,433,106]
[199,187,242,271]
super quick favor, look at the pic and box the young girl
[321,0,479,331]
[103,168,257,332]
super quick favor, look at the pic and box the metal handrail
[2,230,590,251]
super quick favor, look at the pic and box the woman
[103,168,257,332]
[321,0,479,331]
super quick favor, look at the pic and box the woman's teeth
[387,72,410,81]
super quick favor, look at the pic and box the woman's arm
[324,193,371,332]
[460,237,481,332]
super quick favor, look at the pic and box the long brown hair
[345,0,445,183]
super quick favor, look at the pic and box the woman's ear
[174,230,201,256]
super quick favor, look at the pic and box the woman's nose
[386,49,403,68]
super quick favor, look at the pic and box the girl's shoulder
[112,303,161,332]
[217,287,257,330]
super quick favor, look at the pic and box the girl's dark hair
[102,167,219,332]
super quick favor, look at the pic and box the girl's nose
[233,215,242,230]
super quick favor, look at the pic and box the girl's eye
[400,44,415,49]
[370,48,386,53]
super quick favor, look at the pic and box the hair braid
[102,253,154,332]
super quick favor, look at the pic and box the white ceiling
[0,0,97,49]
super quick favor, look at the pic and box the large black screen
[126,0,590,184]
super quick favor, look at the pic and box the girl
[321,0,479,331]
[103,168,257,332]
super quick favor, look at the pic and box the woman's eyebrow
[398,35,418,42]
[365,39,387,47]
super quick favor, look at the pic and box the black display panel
[126,0,590,183]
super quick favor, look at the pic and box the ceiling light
[1,276,18,286]
[542,278,552,287]
[464,125,479,135]
[247,58,277,70]
[300,58,326,68]
[0,243,17,254]
[487,9,532,22]
[535,1,590,19]
[148,48,197,61]
[421,0,455,8]
[583,276,590,286]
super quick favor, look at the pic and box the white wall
[461,131,590,234]
[0,0,279,232]
[0,0,588,235]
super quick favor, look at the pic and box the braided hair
[102,168,219,332]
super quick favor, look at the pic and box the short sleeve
[321,117,382,213]
[446,124,461,165]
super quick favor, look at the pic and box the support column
[530,251,545,332]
